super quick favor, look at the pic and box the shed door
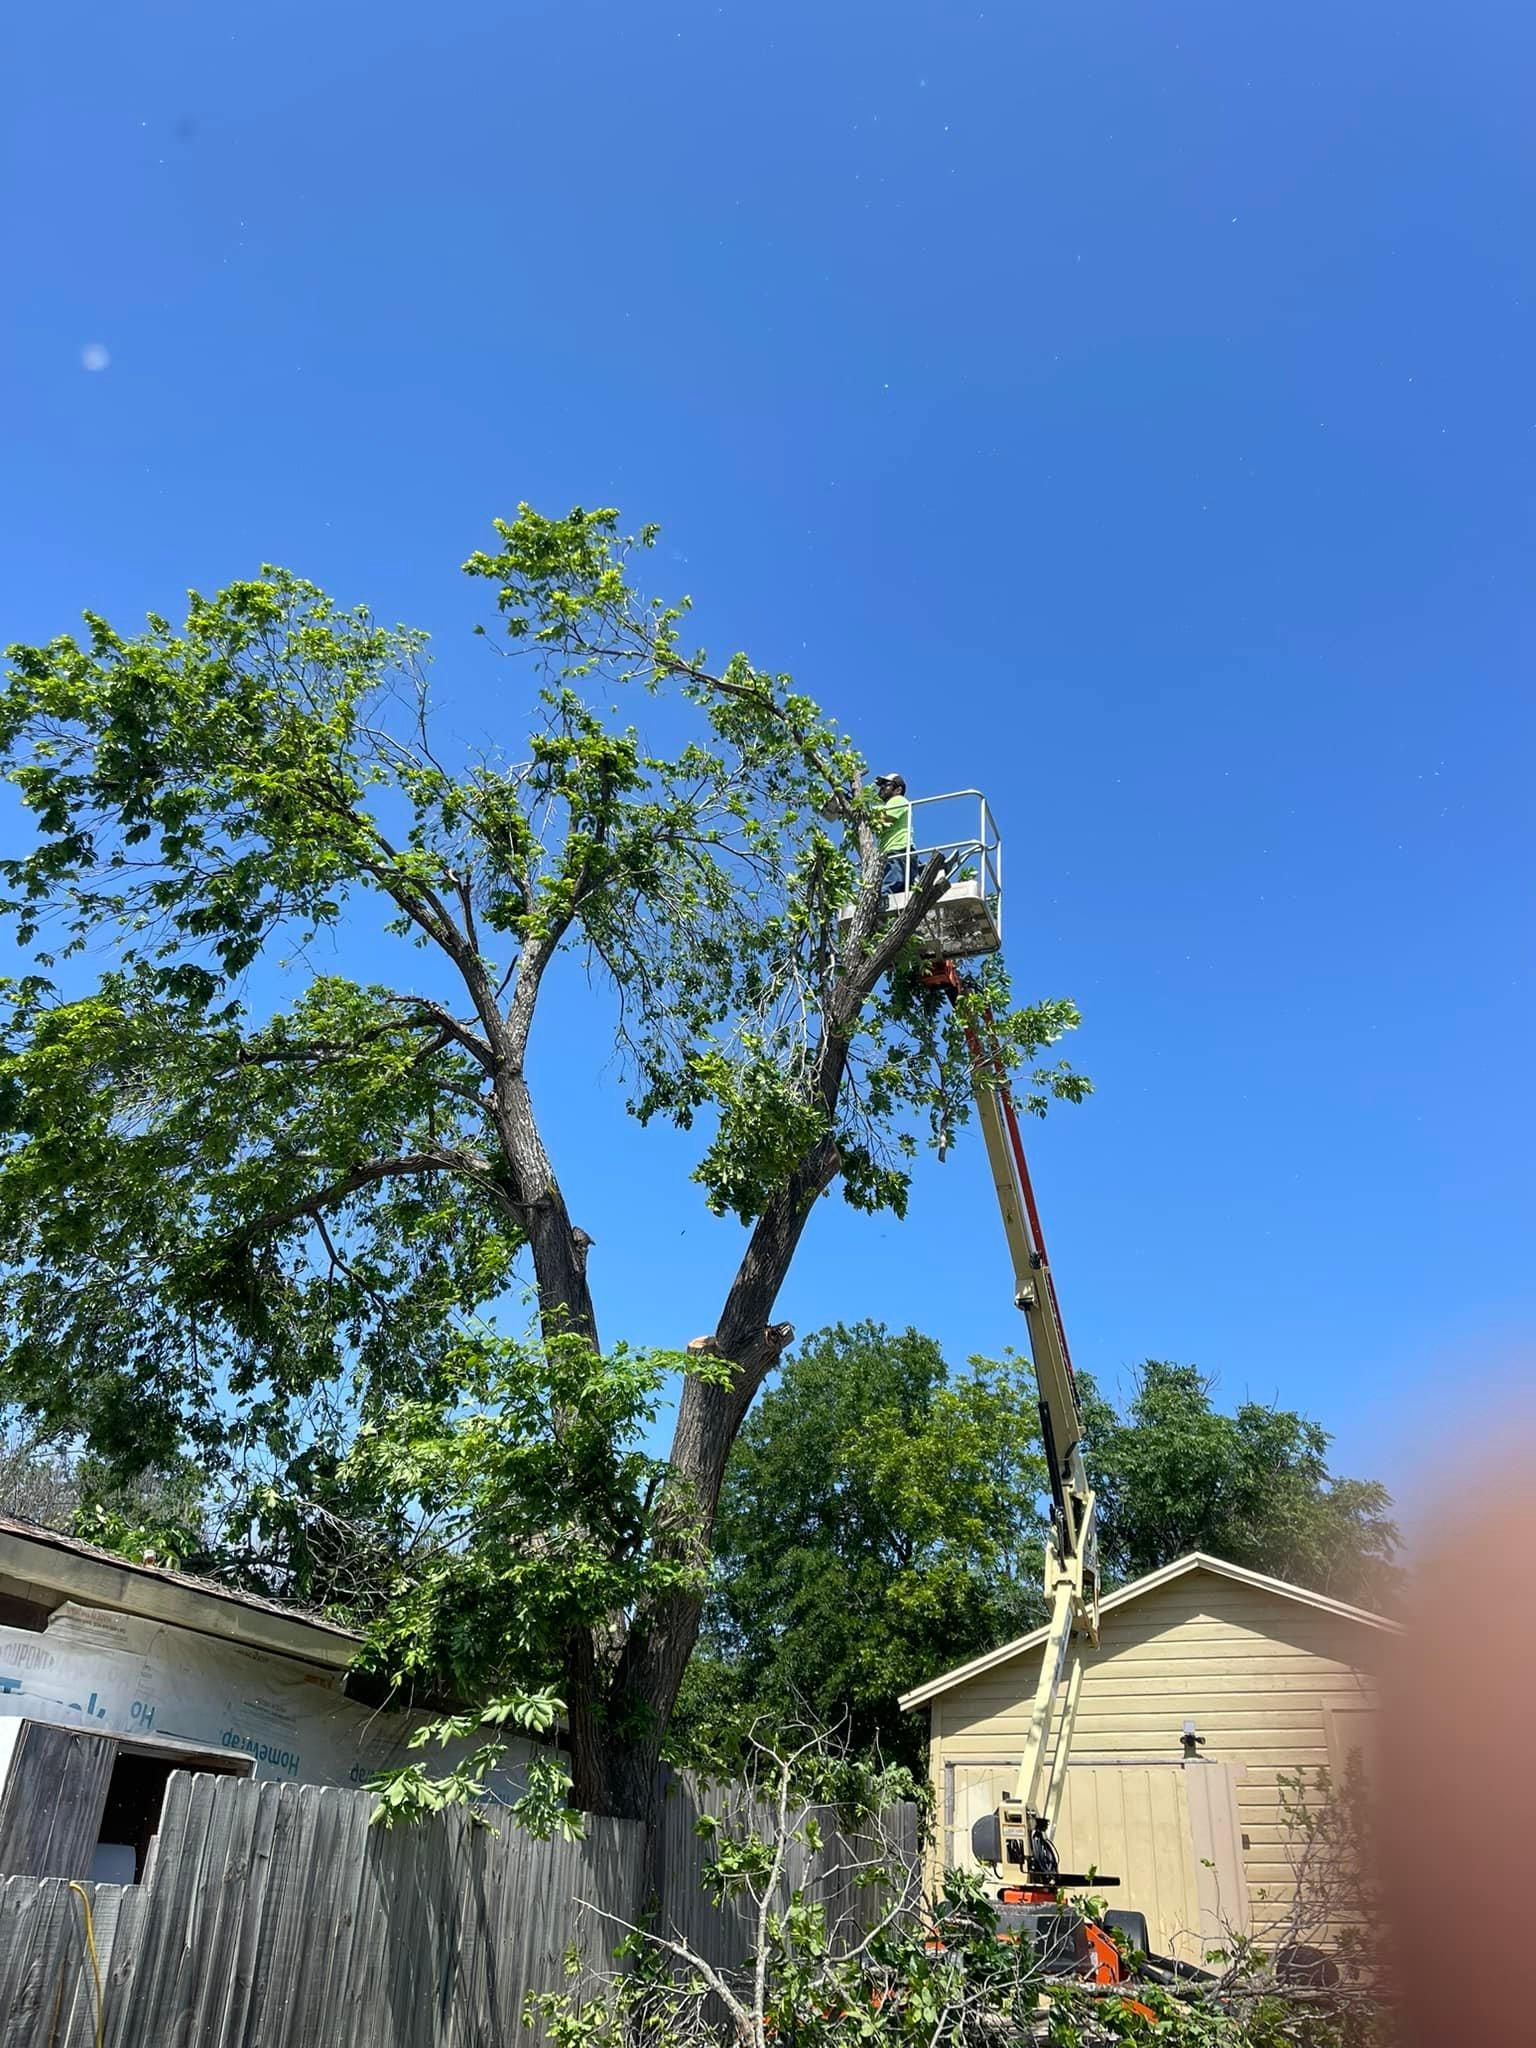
[1054,1766,1203,1962]
[948,1761,1245,1966]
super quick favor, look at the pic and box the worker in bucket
[873,772,914,894]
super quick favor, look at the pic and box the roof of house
[0,1510,361,1671]
[898,1552,1400,1711]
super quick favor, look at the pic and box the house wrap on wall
[0,1510,428,1882]
[900,1552,1395,1964]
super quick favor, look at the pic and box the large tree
[0,507,1086,1818]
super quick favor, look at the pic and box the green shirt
[875,795,913,856]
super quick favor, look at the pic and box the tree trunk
[550,854,954,1819]
[563,1629,613,1816]
[493,1070,599,1344]
[524,1199,597,1344]
[582,1309,801,1823]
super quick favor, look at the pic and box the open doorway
[88,1744,242,1881]
[89,1740,249,1882]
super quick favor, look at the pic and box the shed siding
[928,1569,1380,1939]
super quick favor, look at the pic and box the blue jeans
[882,852,913,894]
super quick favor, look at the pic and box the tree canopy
[1086,1360,1399,1610]
[673,1329,1398,1772]
[0,506,1087,1816]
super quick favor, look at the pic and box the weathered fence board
[0,1874,140,2048]
[0,1727,119,1885]
[0,1769,917,2046]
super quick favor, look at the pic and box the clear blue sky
[5,2,1533,1504]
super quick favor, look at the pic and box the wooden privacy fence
[652,1769,922,1980]
[0,1771,645,2048]
[0,1770,919,2047]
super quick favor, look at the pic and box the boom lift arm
[925,961,1102,1885]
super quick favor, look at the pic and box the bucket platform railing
[888,788,1003,960]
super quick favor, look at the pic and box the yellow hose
[66,1881,105,2048]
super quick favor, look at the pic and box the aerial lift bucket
[838,788,1004,961]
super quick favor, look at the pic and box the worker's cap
[873,771,907,794]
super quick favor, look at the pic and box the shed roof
[898,1552,1399,1710]
[0,1510,360,1670]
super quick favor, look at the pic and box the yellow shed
[898,1553,1395,1964]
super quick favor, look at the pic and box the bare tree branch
[578,1902,757,2047]
[228,1148,498,1247]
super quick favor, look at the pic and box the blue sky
[4,2,1532,1507]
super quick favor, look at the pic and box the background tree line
[2,1316,1398,1784]
[671,1322,1398,1775]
